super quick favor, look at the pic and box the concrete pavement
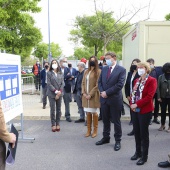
[18,94,131,121]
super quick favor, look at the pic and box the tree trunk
[94,44,98,56]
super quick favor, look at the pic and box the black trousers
[132,111,152,159]
[101,103,122,142]
[0,140,6,170]
[34,74,41,90]
[160,98,170,126]
[152,93,160,119]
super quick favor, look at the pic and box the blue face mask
[106,59,112,66]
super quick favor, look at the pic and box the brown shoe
[85,113,92,137]
[56,125,60,132]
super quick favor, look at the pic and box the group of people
[0,51,170,169]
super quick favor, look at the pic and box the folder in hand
[6,124,19,165]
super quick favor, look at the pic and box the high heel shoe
[56,125,60,132]
[52,126,56,132]
[158,126,165,131]
[166,127,170,133]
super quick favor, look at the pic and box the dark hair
[103,58,106,62]
[105,52,116,58]
[130,58,141,72]
[49,59,61,73]
[87,56,99,76]
[162,62,170,73]
[44,61,49,66]
[146,58,155,64]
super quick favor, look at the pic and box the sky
[33,0,170,56]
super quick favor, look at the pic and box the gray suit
[47,71,64,126]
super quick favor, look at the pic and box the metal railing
[21,76,34,94]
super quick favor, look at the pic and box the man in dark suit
[40,62,49,109]
[73,62,86,123]
[59,57,72,122]
[68,63,77,102]
[96,52,126,151]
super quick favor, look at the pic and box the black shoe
[66,118,72,122]
[96,138,110,145]
[158,161,170,168]
[131,153,141,160]
[114,142,121,151]
[153,118,160,124]
[122,109,125,115]
[149,119,152,125]
[75,119,85,123]
[136,158,147,165]
[98,116,102,121]
[74,100,76,102]
[43,105,46,109]
[127,130,134,136]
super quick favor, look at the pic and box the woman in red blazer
[130,62,157,166]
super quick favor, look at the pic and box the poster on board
[0,53,23,123]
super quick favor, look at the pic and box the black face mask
[68,64,72,68]
[45,65,49,69]
[89,61,95,67]
[130,65,137,72]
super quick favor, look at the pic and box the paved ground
[6,120,169,170]
[19,94,130,121]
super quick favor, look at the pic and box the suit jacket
[40,69,47,88]
[69,67,78,85]
[130,76,157,114]
[98,64,126,110]
[73,69,85,95]
[62,67,72,93]
[47,71,64,98]
[125,71,140,98]
[0,101,11,143]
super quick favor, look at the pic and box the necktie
[107,67,112,79]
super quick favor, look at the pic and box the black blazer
[63,67,72,93]
[124,71,140,98]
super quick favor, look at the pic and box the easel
[18,113,35,142]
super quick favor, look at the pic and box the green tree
[34,42,62,60]
[165,13,170,20]
[0,0,42,61]
[69,11,130,56]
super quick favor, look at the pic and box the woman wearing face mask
[82,56,101,138]
[47,60,64,132]
[157,62,170,132]
[130,62,157,166]
[125,59,141,130]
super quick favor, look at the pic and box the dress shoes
[136,158,147,165]
[98,116,102,121]
[158,161,170,168]
[66,118,72,122]
[152,118,160,124]
[114,142,121,151]
[96,138,110,145]
[43,105,46,109]
[127,130,134,136]
[131,153,141,160]
[75,119,85,123]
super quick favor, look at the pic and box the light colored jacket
[0,101,11,143]
[47,71,64,98]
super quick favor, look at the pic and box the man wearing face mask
[68,63,77,102]
[146,58,163,125]
[41,62,50,109]
[59,57,72,122]
[96,52,126,151]
[32,60,41,91]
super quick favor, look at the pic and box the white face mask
[52,64,58,69]
[138,68,145,76]
[63,63,67,67]
[37,62,40,65]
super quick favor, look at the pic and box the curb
[14,115,131,121]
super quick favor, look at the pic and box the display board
[0,53,23,123]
